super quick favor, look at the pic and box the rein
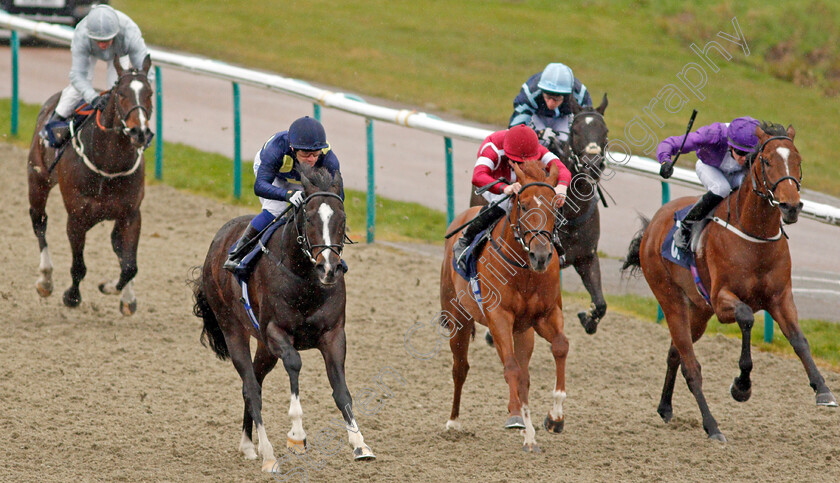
[749,135,802,206]
[292,191,349,264]
[490,181,556,269]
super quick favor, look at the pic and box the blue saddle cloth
[452,228,491,281]
[661,206,711,305]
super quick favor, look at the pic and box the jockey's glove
[287,190,304,208]
[91,93,111,111]
[659,161,674,179]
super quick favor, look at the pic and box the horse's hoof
[577,311,598,335]
[657,406,673,423]
[35,280,53,298]
[729,381,751,402]
[522,443,541,453]
[816,392,839,407]
[484,330,495,347]
[708,432,727,443]
[544,414,564,434]
[445,419,461,431]
[62,288,81,307]
[261,459,277,472]
[286,437,306,455]
[353,445,376,460]
[505,416,525,429]
[120,299,137,316]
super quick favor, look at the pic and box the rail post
[656,181,671,324]
[232,82,242,199]
[11,29,19,136]
[154,66,163,180]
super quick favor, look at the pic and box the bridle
[98,69,152,136]
[565,110,608,174]
[509,181,557,255]
[292,191,349,264]
[748,135,802,206]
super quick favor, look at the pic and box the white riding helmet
[86,5,120,41]
[537,63,574,95]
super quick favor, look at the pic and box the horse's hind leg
[317,325,376,460]
[657,343,681,423]
[99,211,141,315]
[534,311,569,436]
[573,253,607,335]
[767,291,837,407]
[239,342,278,460]
[446,316,473,431]
[28,164,54,297]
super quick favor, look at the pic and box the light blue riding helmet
[86,5,120,41]
[537,63,574,95]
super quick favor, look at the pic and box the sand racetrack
[1,142,838,482]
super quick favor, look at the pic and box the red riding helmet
[503,125,541,162]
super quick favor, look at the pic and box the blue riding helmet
[288,116,328,151]
[537,63,574,95]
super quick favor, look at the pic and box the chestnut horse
[622,122,837,441]
[441,160,567,452]
[27,55,153,315]
[193,166,374,472]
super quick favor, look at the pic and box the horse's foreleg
[534,311,569,435]
[318,326,375,460]
[264,324,307,459]
[239,343,278,460]
[508,328,534,424]
[768,291,837,407]
[446,316,473,431]
[63,218,93,308]
[714,289,756,403]
[99,211,141,315]
[228,329,276,471]
[29,170,53,297]
[573,253,607,335]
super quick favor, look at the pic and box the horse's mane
[759,121,786,137]
[519,160,549,181]
[299,164,340,194]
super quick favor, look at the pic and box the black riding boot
[223,225,260,272]
[674,191,724,250]
[453,204,506,268]
[39,111,68,144]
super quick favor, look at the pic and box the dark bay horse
[442,160,567,452]
[476,94,610,341]
[193,166,374,472]
[27,55,153,315]
[622,122,837,441]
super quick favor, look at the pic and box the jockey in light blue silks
[657,116,761,250]
[39,5,150,143]
[223,116,343,272]
[509,62,593,145]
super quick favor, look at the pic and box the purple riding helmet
[727,116,760,152]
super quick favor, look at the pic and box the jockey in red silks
[453,124,572,265]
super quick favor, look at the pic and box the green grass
[0,99,446,244]
[564,290,840,371]
[111,0,840,196]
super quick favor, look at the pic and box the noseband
[566,110,607,173]
[749,135,802,206]
[293,191,347,264]
[100,70,152,136]
[511,181,557,254]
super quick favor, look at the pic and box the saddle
[661,205,713,304]
[43,101,95,149]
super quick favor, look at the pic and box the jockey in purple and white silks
[657,116,760,250]
[224,116,343,272]
[40,5,150,141]
[509,63,592,145]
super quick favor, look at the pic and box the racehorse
[475,93,610,340]
[27,55,153,315]
[192,165,374,472]
[622,122,837,441]
[442,160,567,452]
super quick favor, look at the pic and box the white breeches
[695,160,746,198]
[56,55,131,118]
[481,191,513,211]
[253,151,292,216]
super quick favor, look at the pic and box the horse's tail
[621,215,650,277]
[189,267,230,360]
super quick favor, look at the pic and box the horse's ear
[596,93,608,115]
[754,125,768,144]
[786,124,796,141]
[546,161,560,186]
[569,94,582,115]
[510,161,526,182]
[142,54,152,75]
[113,56,124,78]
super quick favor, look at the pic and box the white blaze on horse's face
[318,202,335,269]
[129,80,148,126]
[776,146,791,178]
[585,116,593,125]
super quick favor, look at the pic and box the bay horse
[442,160,567,452]
[476,94,610,342]
[622,122,837,441]
[192,165,374,472]
[27,54,153,315]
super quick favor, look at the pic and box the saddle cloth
[661,205,712,305]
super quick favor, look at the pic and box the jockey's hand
[286,190,304,208]
[553,185,567,207]
[91,93,110,111]
[503,182,522,196]
[659,161,674,179]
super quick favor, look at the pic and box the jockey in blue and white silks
[509,63,592,142]
[224,117,343,271]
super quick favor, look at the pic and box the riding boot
[223,224,260,272]
[39,111,68,144]
[453,204,506,269]
[674,191,724,250]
